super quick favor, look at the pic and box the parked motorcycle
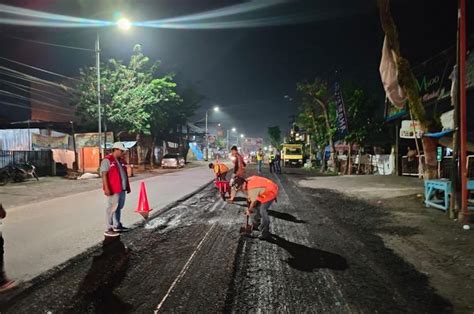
[0,162,39,186]
[16,162,39,181]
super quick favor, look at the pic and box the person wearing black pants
[0,204,17,293]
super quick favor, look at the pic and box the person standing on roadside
[101,142,131,237]
[269,150,275,173]
[274,149,282,174]
[256,148,264,174]
[0,204,17,293]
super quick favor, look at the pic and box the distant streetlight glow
[218,123,221,127]
[240,134,244,138]
[117,18,131,30]
[232,127,236,132]
[213,106,219,112]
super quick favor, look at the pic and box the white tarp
[379,36,406,108]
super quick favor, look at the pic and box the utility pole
[96,32,102,159]
[458,0,469,223]
[205,110,208,161]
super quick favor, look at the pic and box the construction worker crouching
[209,162,229,181]
[232,176,279,240]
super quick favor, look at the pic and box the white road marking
[155,200,222,312]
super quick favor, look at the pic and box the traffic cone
[135,181,151,220]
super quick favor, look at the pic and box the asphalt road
[0,168,451,313]
[2,165,214,281]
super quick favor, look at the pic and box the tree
[75,44,191,166]
[377,0,439,179]
[297,79,337,170]
[267,126,282,149]
[342,85,383,174]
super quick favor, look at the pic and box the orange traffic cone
[135,181,151,220]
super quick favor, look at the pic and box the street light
[117,18,131,30]
[97,17,131,157]
[205,106,220,161]
[226,127,237,152]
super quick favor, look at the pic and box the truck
[281,143,304,167]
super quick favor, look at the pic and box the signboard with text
[334,82,349,137]
[74,132,114,148]
[32,133,69,150]
[400,120,423,139]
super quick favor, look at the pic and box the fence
[401,155,425,176]
[0,150,53,176]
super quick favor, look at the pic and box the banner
[32,133,69,150]
[74,132,114,148]
[400,120,423,139]
[334,82,349,137]
[384,47,456,121]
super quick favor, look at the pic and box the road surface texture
[0,167,460,313]
[1,164,214,281]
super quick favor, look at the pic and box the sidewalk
[295,173,474,312]
[2,163,214,281]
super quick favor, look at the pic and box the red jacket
[103,154,131,194]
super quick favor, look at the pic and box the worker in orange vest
[232,176,279,240]
[209,162,229,181]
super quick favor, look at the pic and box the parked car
[161,154,185,169]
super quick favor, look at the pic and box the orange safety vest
[214,163,229,174]
[247,176,279,203]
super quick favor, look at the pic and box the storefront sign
[74,132,114,148]
[400,120,423,139]
[385,48,455,121]
[32,133,69,150]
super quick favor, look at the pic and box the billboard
[32,133,69,150]
[74,132,114,148]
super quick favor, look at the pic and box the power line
[0,66,80,93]
[0,89,73,112]
[3,35,94,52]
[0,79,70,99]
[0,81,65,105]
[0,56,84,82]
[0,100,75,118]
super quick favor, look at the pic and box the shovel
[239,214,253,235]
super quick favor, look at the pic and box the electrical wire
[0,66,80,93]
[0,100,75,118]
[0,56,84,82]
[3,35,94,52]
[0,79,70,99]
[0,90,73,112]
[0,81,65,105]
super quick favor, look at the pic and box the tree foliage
[341,85,382,146]
[296,79,337,152]
[75,44,192,140]
[267,126,282,149]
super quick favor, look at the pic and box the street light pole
[205,110,208,161]
[96,32,102,158]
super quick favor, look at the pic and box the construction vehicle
[281,143,304,167]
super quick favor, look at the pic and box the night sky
[0,0,459,139]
